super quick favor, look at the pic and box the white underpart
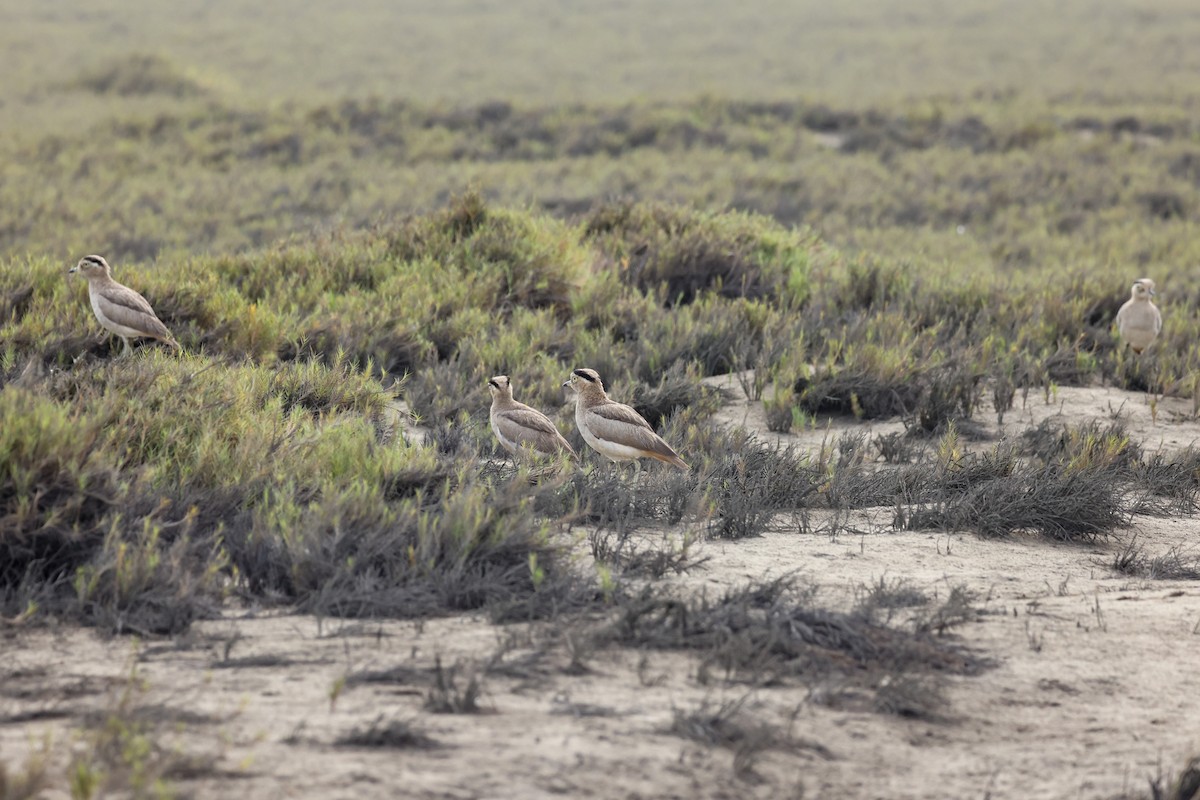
[491,417,523,456]
[89,284,143,339]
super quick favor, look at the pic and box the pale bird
[68,255,180,357]
[562,368,689,471]
[488,375,577,461]
[1116,278,1162,355]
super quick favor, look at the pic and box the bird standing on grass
[562,368,689,472]
[68,255,180,357]
[487,375,577,461]
[1116,278,1162,355]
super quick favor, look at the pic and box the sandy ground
[3,380,1200,799]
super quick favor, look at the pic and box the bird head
[487,375,513,401]
[1131,279,1156,299]
[563,368,604,397]
[69,255,112,280]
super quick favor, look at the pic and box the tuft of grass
[589,527,704,579]
[854,577,930,625]
[335,716,439,749]
[1111,538,1200,581]
[582,201,814,306]
[424,656,487,714]
[667,696,792,781]
[1123,753,1200,800]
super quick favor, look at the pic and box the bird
[1116,278,1162,355]
[562,368,689,471]
[68,255,180,357]
[487,375,577,461]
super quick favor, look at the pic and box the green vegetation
[4,4,1200,790]
[4,190,1191,635]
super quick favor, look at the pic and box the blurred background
[2,0,1199,270]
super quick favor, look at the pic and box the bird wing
[587,402,684,463]
[94,286,174,341]
[496,406,576,456]
[589,401,655,433]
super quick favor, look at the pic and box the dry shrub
[335,716,438,749]
[589,524,703,578]
[667,696,804,781]
[902,462,1127,541]
[794,364,923,420]
[702,429,821,539]
[1127,449,1200,517]
[603,576,982,718]
[1111,539,1200,581]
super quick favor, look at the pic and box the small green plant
[328,675,347,712]
[763,384,797,433]
[0,735,52,800]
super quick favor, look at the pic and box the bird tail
[649,451,690,471]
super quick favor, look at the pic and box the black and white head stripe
[572,369,597,382]
[82,255,107,267]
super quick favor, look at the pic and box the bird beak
[1150,289,1157,296]
[68,266,78,274]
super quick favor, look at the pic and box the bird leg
[119,336,132,358]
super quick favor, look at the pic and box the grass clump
[582,201,814,306]
[1117,753,1200,800]
[0,740,51,800]
[0,387,119,587]
[243,471,583,620]
[389,189,591,316]
[425,656,487,714]
[703,430,821,539]
[667,696,804,782]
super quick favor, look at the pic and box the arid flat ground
[3,381,1199,799]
